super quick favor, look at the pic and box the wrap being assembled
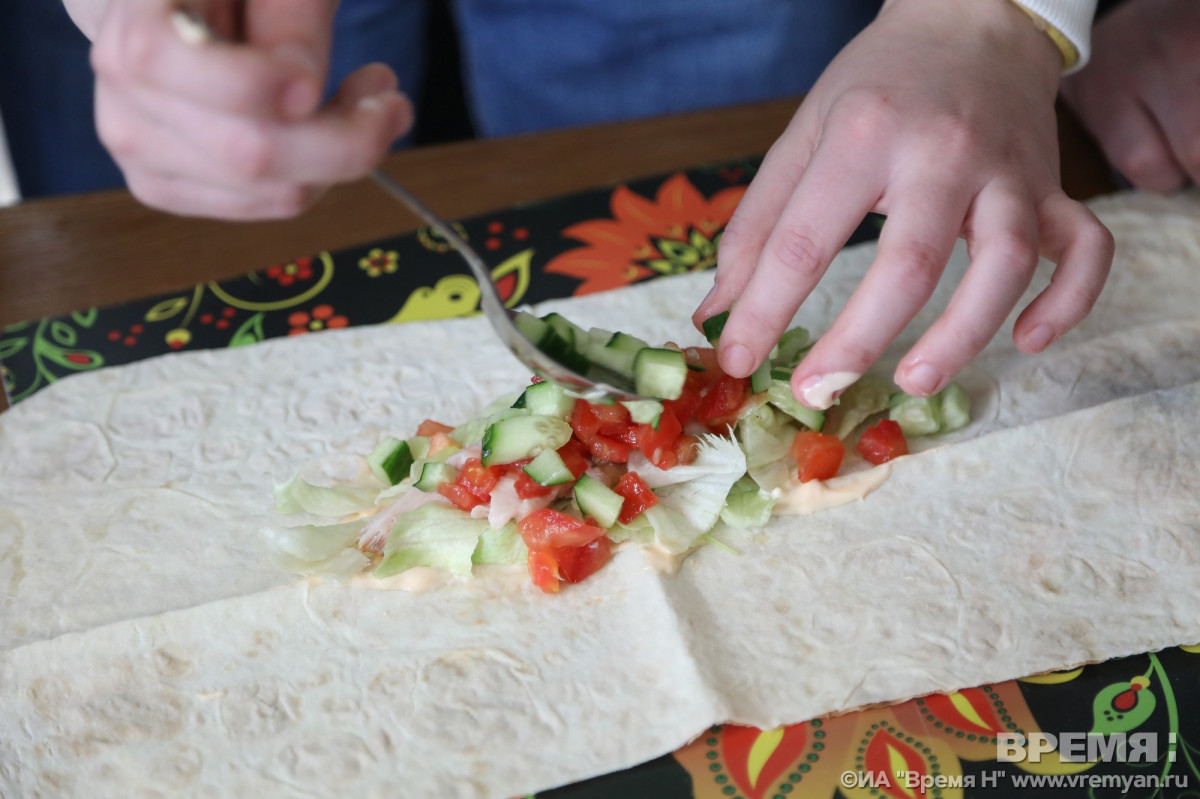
[1,192,1199,798]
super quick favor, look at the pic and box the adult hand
[69,0,412,219]
[694,0,1113,409]
[1062,0,1200,193]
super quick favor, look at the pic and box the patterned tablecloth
[3,159,1197,799]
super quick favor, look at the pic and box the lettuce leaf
[719,475,777,528]
[626,433,747,553]
[472,521,527,565]
[273,474,379,517]
[376,503,490,578]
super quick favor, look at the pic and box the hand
[693,0,1113,409]
[76,0,412,219]
[1062,0,1200,193]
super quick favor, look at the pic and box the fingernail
[721,344,754,377]
[903,361,946,396]
[697,285,719,313]
[796,371,861,410]
[1023,323,1057,352]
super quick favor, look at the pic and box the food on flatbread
[267,320,971,593]
[3,191,1198,799]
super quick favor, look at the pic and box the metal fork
[169,7,642,401]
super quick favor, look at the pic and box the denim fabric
[0,0,880,197]
[451,0,882,136]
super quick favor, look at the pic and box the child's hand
[694,0,1113,408]
[1063,0,1200,194]
[80,0,412,219]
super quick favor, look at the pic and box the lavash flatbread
[1,191,1198,797]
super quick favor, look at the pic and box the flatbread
[1,191,1198,797]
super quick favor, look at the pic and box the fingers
[694,111,817,326]
[893,183,1039,396]
[1094,99,1188,194]
[91,0,327,121]
[124,171,326,220]
[1143,75,1200,189]
[790,177,972,407]
[1013,193,1114,353]
[96,61,412,219]
[708,140,885,379]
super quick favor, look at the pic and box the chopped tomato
[456,457,504,501]
[556,537,612,583]
[613,423,641,447]
[614,472,659,524]
[438,482,485,511]
[856,419,908,465]
[583,434,631,463]
[698,374,749,430]
[570,400,602,441]
[635,409,683,469]
[683,346,724,389]
[518,508,607,550]
[530,375,545,384]
[790,431,845,483]
[557,440,590,479]
[663,379,703,427]
[673,434,700,466]
[591,402,631,435]
[527,550,561,594]
[416,419,455,436]
[514,470,554,499]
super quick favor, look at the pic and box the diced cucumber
[770,367,794,382]
[621,399,664,428]
[749,360,773,394]
[938,381,971,432]
[513,311,548,342]
[766,379,825,431]
[578,329,647,378]
[453,407,529,447]
[888,393,942,437]
[480,415,573,466]
[514,311,591,376]
[606,331,650,354]
[888,381,971,437]
[573,474,624,529]
[541,313,585,347]
[772,326,812,367]
[522,380,574,419]
[633,347,687,400]
[700,310,729,344]
[523,449,575,486]
[414,461,457,492]
[367,437,414,486]
[510,391,526,409]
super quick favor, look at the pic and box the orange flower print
[358,248,399,277]
[545,173,745,295]
[288,304,349,336]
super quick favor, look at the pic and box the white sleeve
[1011,0,1099,72]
